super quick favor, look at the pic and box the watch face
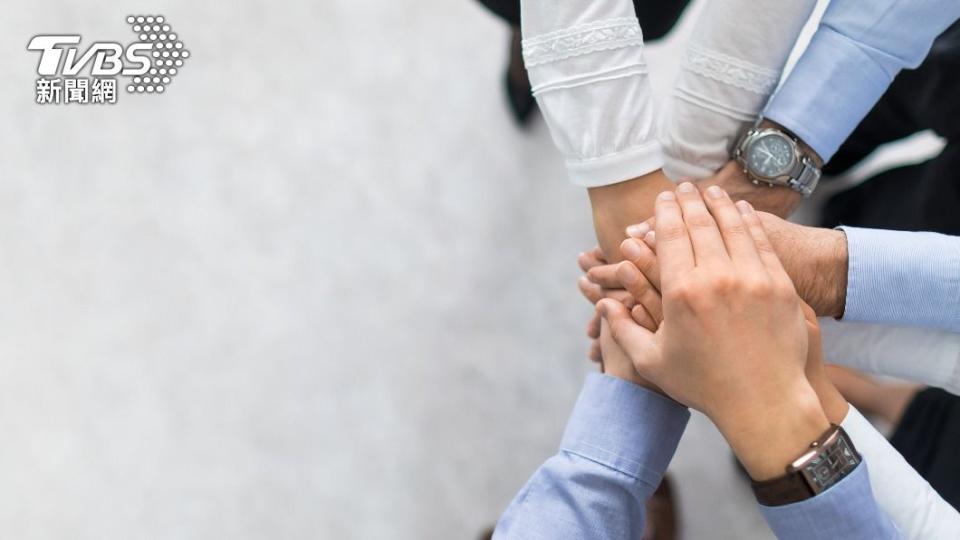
[802,433,860,493]
[746,133,796,178]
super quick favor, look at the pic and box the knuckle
[685,212,715,230]
[708,272,736,294]
[743,277,773,297]
[658,222,687,243]
[722,221,748,238]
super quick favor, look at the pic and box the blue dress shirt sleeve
[841,226,960,333]
[760,462,901,539]
[493,373,901,539]
[493,373,689,539]
[763,0,960,162]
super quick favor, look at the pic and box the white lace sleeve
[660,0,817,180]
[521,1,660,187]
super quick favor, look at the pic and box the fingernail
[644,231,656,246]
[620,238,643,260]
[736,200,753,215]
[617,262,639,285]
[706,185,724,199]
[626,222,650,238]
[658,191,676,201]
[577,275,591,288]
[677,182,695,193]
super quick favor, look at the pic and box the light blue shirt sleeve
[494,373,901,539]
[493,373,689,539]
[763,0,960,161]
[759,462,900,539]
[841,227,960,333]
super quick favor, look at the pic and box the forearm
[758,463,901,539]
[521,0,661,189]
[494,374,689,539]
[842,406,960,538]
[820,319,960,395]
[764,0,960,162]
[712,382,830,481]
[840,227,960,332]
[660,0,816,180]
[589,170,674,261]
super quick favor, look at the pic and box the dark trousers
[475,0,691,42]
[821,21,960,511]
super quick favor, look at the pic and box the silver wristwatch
[734,121,821,197]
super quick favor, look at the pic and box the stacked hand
[579,183,837,480]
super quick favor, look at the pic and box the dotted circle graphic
[125,15,189,94]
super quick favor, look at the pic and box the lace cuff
[522,17,644,68]
[681,43,780,95]
[520,12,659,185]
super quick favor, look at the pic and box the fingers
[577,247,606,273]
[585,264,622,290]
[701,185,763,268]
[588,339,602,364]
[616,261,663,323]
[642,230,655,250]
[586,312,601,339]
[675,182,729,265]
[631,304,658,332]
[620,237,661,291]
[597,299,658,370]
[577,276,604,304]
[627,219,657,250]
[578,275,634,307]
[736,200,790,282]
[654,190,695,287]
[625,219,653,240]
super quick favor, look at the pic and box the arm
[600,184,898,538]
[660,0,816,212]
[841,406,960,539]
[764,0,960,163]
[758,214,960,332]
[492,375,689,539]
[519,0,673,259]
[820,319,960,395]
[840,227,960,332]
[804,308,960,539]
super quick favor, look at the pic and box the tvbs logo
[28,15,189,104]
[27,35,152,77]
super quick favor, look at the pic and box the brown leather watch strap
[752,468,814,506]
[750,425,859,507]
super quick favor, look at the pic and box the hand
[619,224,849,424]
[599,183,830,480]
[578,238,663,362]
[697,161,801,218]
[577,248,661,393]
[622,211,849,318]
[757,212,848,318]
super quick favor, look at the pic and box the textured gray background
[4,1,934,539]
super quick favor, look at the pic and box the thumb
[597,299,659,370]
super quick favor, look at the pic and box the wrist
[712,381,831,481]
[807,365,850,425]
[759,118,823,169]
[588,171,673,261]
[816,229,848,318]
